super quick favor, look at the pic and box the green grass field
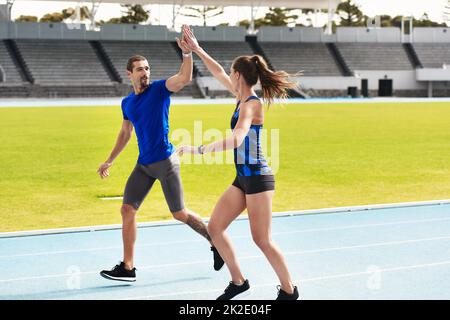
[1,101,450,232]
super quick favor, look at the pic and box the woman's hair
[231,55,299,105]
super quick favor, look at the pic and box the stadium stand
[335,43,414,71]
[1,23,449,98]
[0,40,24,84]
[258,42,342,76]
[412,43,450,68]
[14,39,112,85]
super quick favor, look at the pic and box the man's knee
[121,204,137,217]
[172,208,189,222]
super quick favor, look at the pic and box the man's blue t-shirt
[121,79,174,165]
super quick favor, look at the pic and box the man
[97,25,223,282]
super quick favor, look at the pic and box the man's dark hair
[126,55,147,72]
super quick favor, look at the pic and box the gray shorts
[123,153,184,213]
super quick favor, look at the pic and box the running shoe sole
[100,272,136,282]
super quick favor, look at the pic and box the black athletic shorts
[123,153,184,213]
[232,175,275,195]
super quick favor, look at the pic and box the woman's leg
[246,191,294,294]
[208,185,246,284]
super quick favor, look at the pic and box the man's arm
[166,53,193,93]
[166,30,193,93]
[97,120,133,179]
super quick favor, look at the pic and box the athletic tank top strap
[244,95,260,103]
[234,95,260,113]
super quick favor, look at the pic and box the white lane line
[2,199,450,239]
[1,234,450,283]
[123,259,450,300]
[2,216,450,259]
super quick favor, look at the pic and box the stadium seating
[14,39,112,85]
[101,40,180,80]
[258,42,342,76]
[0,41,24,84]
[1,24,450,98]
[335,43,414,71]
[413,43,450,68]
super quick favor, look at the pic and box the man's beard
[139,77,149,90]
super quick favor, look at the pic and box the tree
[40,12,64,23]
[238,18,267,29]
[62,6,91,21]
[262,7,299,26]
[37,6,92,23]
[179,6,223,26]
[414,12,446,27]
[120,4,150,24]
[389,14,446,28]
[337,0,364,26]
[239,7,298,29]
[15,15,38,22]
[377,15,393,27]
[106,4,150,24]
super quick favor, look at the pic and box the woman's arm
[177,101,257,156]
[183,26,237,96]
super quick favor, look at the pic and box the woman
[177,26,299,300]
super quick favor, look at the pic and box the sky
[3,0,450,29]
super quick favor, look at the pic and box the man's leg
[172,208,211,242]
[158,155,210,241]
[100,164,155,281]
[158,154,224,270]
[121,204,138,270]
[120,164,155,268]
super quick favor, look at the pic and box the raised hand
[182,25,201,53]
[176,24,191,54]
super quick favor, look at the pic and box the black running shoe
[100,262,136,282]
[276,285,299,300]
[217,279,250,300]
[211,246,224,271]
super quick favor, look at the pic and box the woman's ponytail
[233,55,299,106]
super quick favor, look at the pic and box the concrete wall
[296,76,360,90]
[413,28,450,43]
[2,23,450,43]
[416,68,450,81]
[191,26,246,41]
[0,22,180,41]
[0,22,246,41]
[99,24,175,41]
[258,27,337,42]
[257,26,402,43]
[353,70,426,90]
[268,73,425,91]
[199,72,427,93]
[336,27,401,42]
